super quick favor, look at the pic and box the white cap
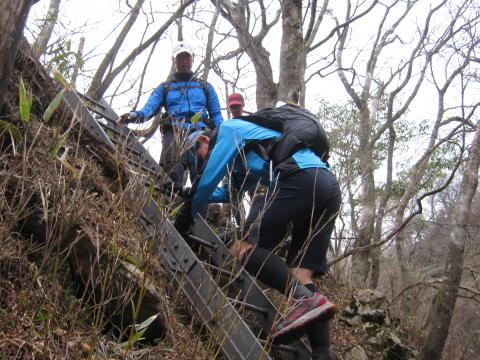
[172,41,194,58]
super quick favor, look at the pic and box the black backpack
[241,103,330,165]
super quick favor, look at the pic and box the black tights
[242,247,332,357]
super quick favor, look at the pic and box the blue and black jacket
[135,72,223,129]
[191,119,330,214]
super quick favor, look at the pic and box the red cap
[227,93,244,107]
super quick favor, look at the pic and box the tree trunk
[219,1,279,109]
[70,36,85,87]
[278,0,305,104]
[87,0,145,99]
[202,0,221,81]
[369,124,395,288]
[32,0,61,58]
[394,225,412,311]
[419,122,480,360]
[350,107,375,288]
[0,0,36,107]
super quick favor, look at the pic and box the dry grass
[0,56,208,359]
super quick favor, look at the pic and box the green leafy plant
[46,38,81,74]
[19,78,33,124]
[0,120,22,149]
[53,70,73,91]
[169,202,184,217]
[115,309,158,351]
[146,177,155,202]
[43,89,65,123]
[47,134,67,163]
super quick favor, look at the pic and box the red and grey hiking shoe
[271,292,336,344]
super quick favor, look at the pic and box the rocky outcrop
[341,289,417,360]
[344,345,368,360]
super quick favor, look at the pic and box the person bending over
[176,103,341,359]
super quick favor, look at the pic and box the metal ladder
[62,90,311,360]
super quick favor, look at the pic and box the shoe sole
[271,302,337,344]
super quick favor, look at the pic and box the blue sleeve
[191,123,241,214]
[191,119,281,214]
[135,84,164,119]
[208,184,229,203]
[206,83,224,127]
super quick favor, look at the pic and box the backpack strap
[161,81,171,111]
[162,77,210,113]
[243,139,276,162]
[197,78,210,106]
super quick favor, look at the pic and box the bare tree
[32,0,61,58]
[202,0,221,81]
[218,0,281,109]
[217,1,378,108]
[0,0,38,106]
[70,36,85,88]
[87,0,195,100]
[419,120,480,360]
[335,0,479,288]
[86,0,145,98]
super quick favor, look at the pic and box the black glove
[163,182,190,199]
[117,111,138,126]
[203,118,216,130]
[174,198,193,236]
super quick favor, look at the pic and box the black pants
[246,168,341,275]
[243,191,266,243]
[160,126,190,185]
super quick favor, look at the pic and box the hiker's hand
[162,183,190,199]
[117,112,138,126]
[230,240,254,262]
[174,200,193,236]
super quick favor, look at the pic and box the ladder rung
[106,131,144,156]
[228,297,268,315]
[188,235,217,250]
[259,339,298,354]
[77,91,108,111]
[202,261,244,281]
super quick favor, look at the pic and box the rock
[363,328,417,359]
[358,322,382,340]
[356,289,386,308]
[344,345,368,360]
[377,329,417,360]
[342,301,359,317]
[19,203,167,344]
[358,307,387,325]
[341,315,363,326]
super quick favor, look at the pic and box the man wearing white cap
[118,41,224,188]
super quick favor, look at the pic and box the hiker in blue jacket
[117,41,223,188]
[176,103,341,359]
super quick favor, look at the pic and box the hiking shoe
[271,293,336,344]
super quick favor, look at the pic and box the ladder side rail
[64,91,168,184]
[141,205,273,360]
[192,217,312,360]
[61,92,272,360]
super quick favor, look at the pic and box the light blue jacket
[135,74,223,129]
[191,119,329,214]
